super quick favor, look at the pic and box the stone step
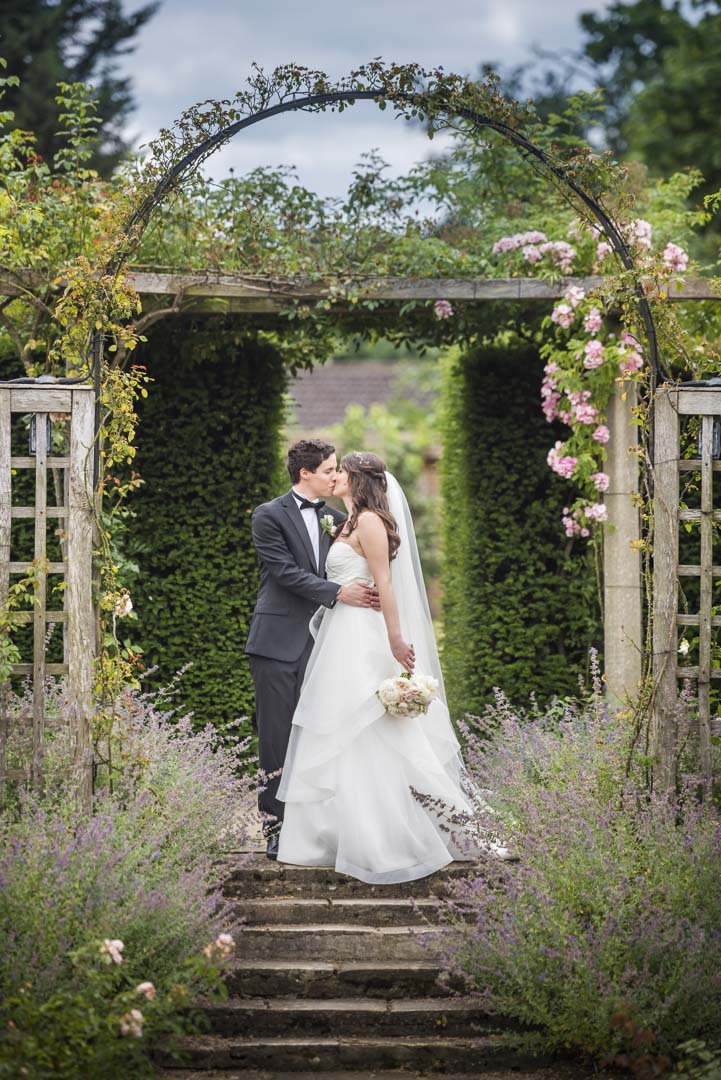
[235,897,439,927]
[219,857,480,900]
[154,1034,552,1073]
[224,959,456,999]
[156,1071,589,1080]
[197,997,506,1038]
[234,924,444,962]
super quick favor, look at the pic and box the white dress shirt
[291,488,321,571]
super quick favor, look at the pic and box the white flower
[678,639,690,656]
[203,932,236,960]
[119,1008,144,1038]
[100,938,124,965]
[378,679,402,706]
[136,981,155,1001]
[114,592,133,618]
[377,673,439,717]
[215,933,235,956]
[320,514,337,537]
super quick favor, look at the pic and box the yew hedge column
[604,382,643,703]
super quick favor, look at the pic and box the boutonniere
[320,513,337,538]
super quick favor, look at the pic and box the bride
[276,450,487,884]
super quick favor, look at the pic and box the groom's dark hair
[287,438,336,483]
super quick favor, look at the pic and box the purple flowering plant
[0,677,257,1075]
[436,658,721,1065]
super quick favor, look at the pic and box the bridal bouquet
[377,671,439,718]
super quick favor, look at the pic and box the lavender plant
[0,679,257,1074]
[439,665,721,1066]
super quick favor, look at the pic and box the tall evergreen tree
[1,0,159,174]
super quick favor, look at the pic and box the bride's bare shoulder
[356,508,384,527]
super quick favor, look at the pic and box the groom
[245,438,379,859]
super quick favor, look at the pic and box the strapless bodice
[326,542,374,586]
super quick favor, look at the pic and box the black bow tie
[295,496,325,512]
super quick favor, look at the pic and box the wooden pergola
[1,270,719,801]
[124,269,719,705]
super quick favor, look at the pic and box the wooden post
[67,387,95,811]
[698,416,714,786]
[0,393,10,798]
[604,383,643,705]
[651,388,680,790]
[31,412,48,793]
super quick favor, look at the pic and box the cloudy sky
[123,0,611,198]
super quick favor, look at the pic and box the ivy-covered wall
[130,319,286,735]
[440,340,601,718]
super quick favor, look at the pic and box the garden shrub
[438,671,721,1069]
[0,681,256,1076]
[440,337,600,717]
[130,318,287,734]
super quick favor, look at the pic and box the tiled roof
[288,359,430,433]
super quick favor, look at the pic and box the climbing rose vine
[493,218,691,539]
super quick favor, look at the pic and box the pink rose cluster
[584,307,603,334]
[493,231,577,272]
[662,242,689,273]
[492,230,547,255]
[618,331,644,377]
[541,361,561,423]
[567,389,598,426]
[562,502,608,537]
[434,299,454,320]
[551,303,574,330]
[547,441,577,479]
[583,339,605,369]
[596,240,613,262]
[628,218,653,251]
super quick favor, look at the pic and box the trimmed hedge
[131,319,286,735]
[440,340,601,718]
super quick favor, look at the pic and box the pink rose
[583,339,605,369]
[585,502,608,523]
[584,308,603,334]
[590,472,610,492]
[434,300,454,320]
[547,441,577,479]
[551,303,575,330]
[592,424,610,444]
[565,285,586,309]
[662,242,689,273]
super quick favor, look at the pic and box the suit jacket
[244,491,347,662]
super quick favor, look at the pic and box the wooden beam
[124,271,721,309]
[0,270,719,308]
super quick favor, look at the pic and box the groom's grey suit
[245,491,346,832]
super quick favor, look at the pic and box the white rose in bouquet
[378,679,402,707]
[376,672,439,718]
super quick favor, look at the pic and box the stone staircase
[155,855,587,1079]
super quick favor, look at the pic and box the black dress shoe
[266,833,279,860]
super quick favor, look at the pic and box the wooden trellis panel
[653,386,721,789]
[0,382,95,804]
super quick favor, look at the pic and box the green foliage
[129,319,286,733]
[0,0,158,176]
[0,939,222,1079]
[579,0,721,252]
[442,688,721,1069]
[440,334,600,716]
[0,679,255,1078]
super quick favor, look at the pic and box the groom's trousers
[248,637,314,835]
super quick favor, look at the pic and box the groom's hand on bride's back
[337,582,381,609]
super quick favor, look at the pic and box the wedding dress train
[276,541,477,884]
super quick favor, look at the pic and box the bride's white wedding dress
[277,480,480,884]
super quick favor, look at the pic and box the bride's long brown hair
[340,451,401,561]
